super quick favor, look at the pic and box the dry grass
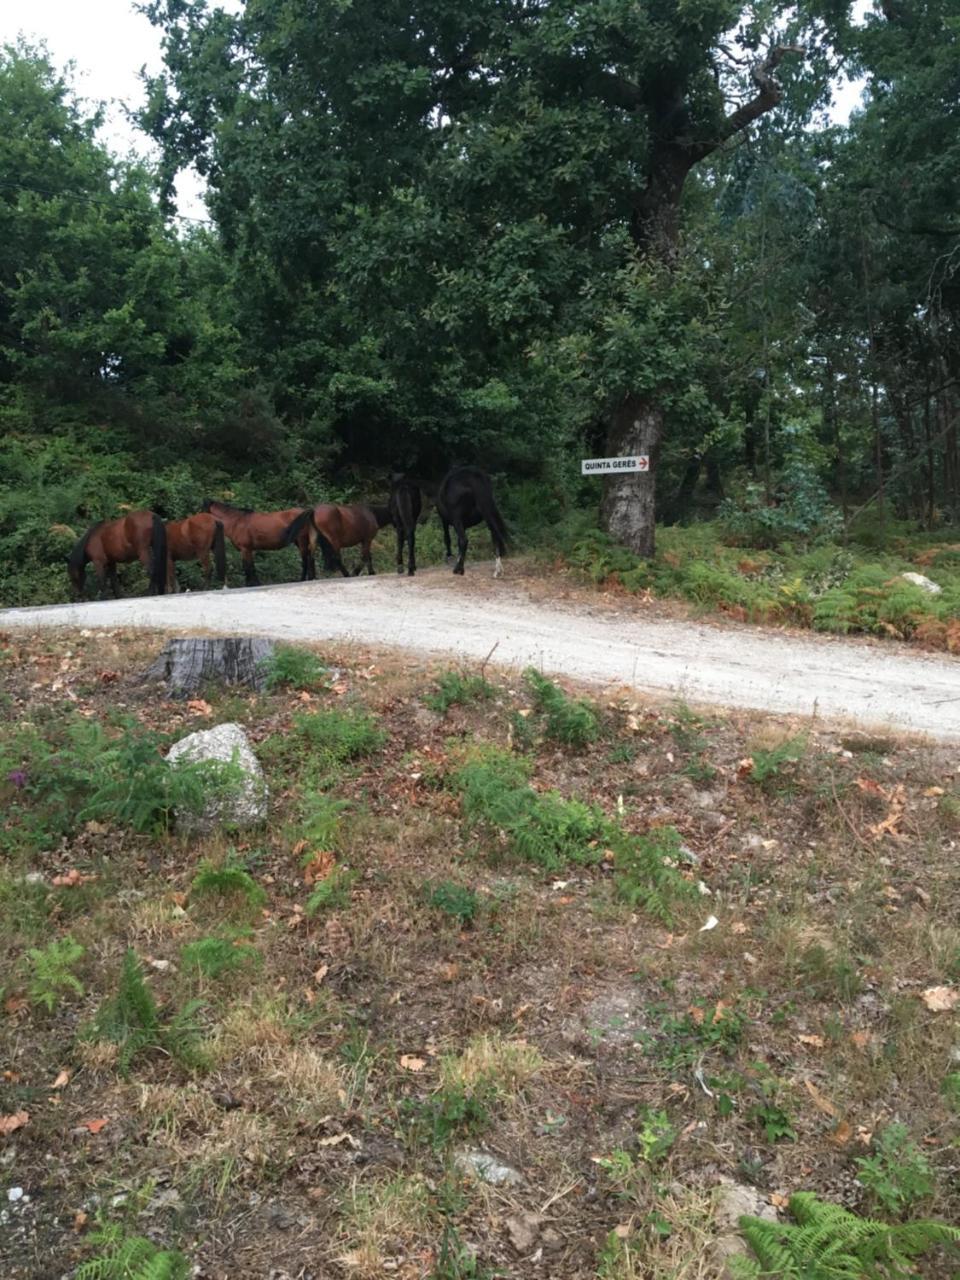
[3,630,960,1279]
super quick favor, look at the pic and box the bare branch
[685,43,803,164]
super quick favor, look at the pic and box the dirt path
[3,565,959,740]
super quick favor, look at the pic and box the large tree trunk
[600,393,663,558]
[141,636,277,699]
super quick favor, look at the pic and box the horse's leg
[198,551,211,590]
[442,519,453,561]
[364,538,375,575]
[453,520,468,575]
[106,564,119,599]
[242,549,259,586]
[297,531,314,581]
[396,525,405,574]
[407,525,416,577]
[336,549,350,578]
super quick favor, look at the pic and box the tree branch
[686,44,803,164]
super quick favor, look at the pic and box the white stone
[454,1149,521,1186]
[166,722,268,834]
[901,572,942,595]
[7,1187,23,1203]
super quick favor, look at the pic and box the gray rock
[712,1178,779,1279]
[166,722,268,834]
[505,1211,541,1253]
[901,571,942,595]
[454,1149,522,1186]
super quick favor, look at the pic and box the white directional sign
[581,456,650,476]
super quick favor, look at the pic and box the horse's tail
[281,508,314,548]
[67,522,99,572]
[212,519,227,585]
[314,530,339,573]
[478,486,510,556]
[149,512,168,594]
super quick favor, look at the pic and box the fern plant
[87,949,207,1076]
[424,670,494,713]
[180,931,260,979]
[731,1191,959,1279]
[305,865,356,915]
[74,1220,190,1280]
[523,667,599,748]
[259,644,328,691]
[612,825,697,924]
[189,861,267,913]
[25,935,84,1010]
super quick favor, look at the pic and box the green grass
[181,932,261,979]
[523,667,600,748]
[423,670,495,713]
[259,644,328,691]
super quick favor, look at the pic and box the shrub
[291,708,385,763]
[424,670,494,713]
[718,461,842,549]
[425,880,479,924]
[612,825,698,924]
[523,667,599,748]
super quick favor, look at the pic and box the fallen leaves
[855,777,907,839]
[399,1055,427,1072]
[51,868,96,888]
[302,850,336,885]
[186,698,213,716]
[920,985,958,1012]
[797,1034,825,1049]
[0,1111,29,1136]
[82,1117,109,1134]
[50,1069,71,1091]
[804,1079,839,1118]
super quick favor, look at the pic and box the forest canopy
[1,1,958,601]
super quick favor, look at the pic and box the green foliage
[731,1191,959,1280]
[719,463,842,549]
[425,881,479,924]
[745,737,806,789]
[260,646,328,692]
[450,747,692,920]
[288,708,385,766]
[522,668,599,748]
[942,1073,960,1113]
[24,935,84,1011]
[412,1082,493,1150]
[855,1124,935,1217]
[298,788,349,852]
[305,866,356,916]
[0,715,237,842]
[423,671,495,714]
[450,748,605,873]
[635,1108,677,1165]
[189,862,267,913]
[88,949,207,1076]
[74,1221,190,1280]
[180,931,260,979]
[750,1102,797,1144]
[432,1222,495,1280]
[612,825,698,925]
[797,944,862,1002]
[643,999,747,1070]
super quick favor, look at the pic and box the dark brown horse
[389,473,422,576]
[437,466,508,577]
[201,499,336,585]
[67,510,167,599]
[165,514,227,591]
[282,503,393,578]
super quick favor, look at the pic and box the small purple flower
[7,769,27,790]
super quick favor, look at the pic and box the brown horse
[282,503,393,578]
[165,514,227,591]
[67,510,167,599]
[201,499,336,585]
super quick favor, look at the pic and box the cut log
[142,636,276,699]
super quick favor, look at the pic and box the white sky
[2,0,871,225]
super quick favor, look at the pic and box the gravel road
[2,567,959,740]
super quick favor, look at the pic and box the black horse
[388,473,422,576]
[436,466,508,576]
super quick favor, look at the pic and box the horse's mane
[67,521,103,569]
[203,498,254,515]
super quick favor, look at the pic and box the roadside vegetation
[2,636,959,1277]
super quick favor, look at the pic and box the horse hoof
[407,569,415,577]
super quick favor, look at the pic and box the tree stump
[142,637,276,699]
